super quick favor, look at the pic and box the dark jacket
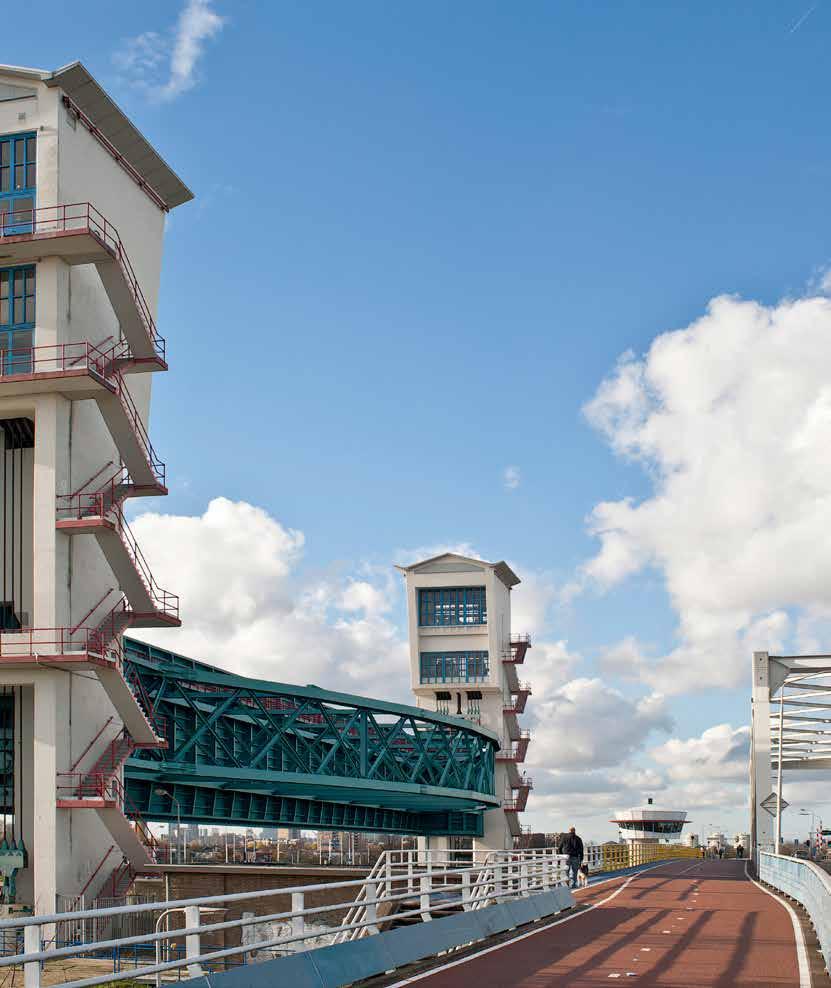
[558,833,584,858]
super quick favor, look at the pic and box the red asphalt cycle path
[392,859,803,987]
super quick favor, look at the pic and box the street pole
[775,691,784,849]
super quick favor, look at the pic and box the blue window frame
[0,267,34,375]
[0,133,36,235]
[418,587,486,626]
[420,651,489,684]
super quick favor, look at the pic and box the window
[420,651,489,683]
[0,133,35,235]
[0,267,34,375]
[418,587,486,626]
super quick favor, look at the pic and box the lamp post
[799,809,816,856]
[155,787,183,864]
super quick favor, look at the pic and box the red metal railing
[0,337,166,487]
[106,504,179,618]
[105,859,135,898]
[55,772,159,862]
[69,717,115,773]
[59,466,129,521]
[68,459,115,500]
[74,844,118,905]
[0,626,111,659]
[71,587,117,636]
[0,340,113,379]
[110,775,160,862]
[109,372,165,486]
[0,202,165,361]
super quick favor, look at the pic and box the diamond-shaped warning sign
[761,792,789,816]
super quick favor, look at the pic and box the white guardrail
[759,851,831,972]
[0,848,572,987]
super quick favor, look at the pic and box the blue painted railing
[759,851,831,972]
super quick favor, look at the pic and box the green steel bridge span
[122,638,499,837]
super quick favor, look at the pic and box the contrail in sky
[788,3,817,33]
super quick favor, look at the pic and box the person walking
[736,843,744,859]
[558,826,584,889]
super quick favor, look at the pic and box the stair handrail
[110,372,165,486]
[58,465,134,522]
[0,202,166,361]
[70,587,117,637]
[111,505,179,619]
[67,460,115,500]
[89,728,134,783]
[69,716,115,773]
[69,844,118,911]
[108,775,160,863]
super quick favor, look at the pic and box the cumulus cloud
[114,0,226,102]
[129,498,411,700]
[503,466,521,491]
[525,677,673,771]
[578,293,831,693]
[651,724,750,783]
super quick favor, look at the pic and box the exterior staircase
[57,470,179,628]
[0,202,166,365]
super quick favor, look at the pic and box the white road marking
[384,862,676,987]
[744,861,811,988]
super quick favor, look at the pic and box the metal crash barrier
[759,851,831,972]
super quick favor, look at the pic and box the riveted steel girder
[123,639,498,836]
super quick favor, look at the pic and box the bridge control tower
[398,553,532,850]
[0,62,191,913]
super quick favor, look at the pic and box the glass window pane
[0,144,8,166]
[0,301,7,325]
[12,299,21,324]
[13,141,22,164]
[24,296,33,323]
[0,272,7,299]
[0,167,7,193]
[14,165,24,190]
[25,164,35,188]
[25,138,35,162]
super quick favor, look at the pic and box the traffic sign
[761,792,789,816]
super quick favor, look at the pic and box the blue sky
[15,0,831,840]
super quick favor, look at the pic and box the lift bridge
[119,638,499,838]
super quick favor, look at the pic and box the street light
[799,809,817,856]
[155,788,184,864]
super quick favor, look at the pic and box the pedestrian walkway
[389,859,809,987]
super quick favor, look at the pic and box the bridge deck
[391,859,806,987]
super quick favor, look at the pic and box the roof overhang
[396,552,521,588]
[35,61,194,209]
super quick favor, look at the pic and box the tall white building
[398,553,532,850]
[0,62,190,914]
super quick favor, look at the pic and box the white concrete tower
[398,553,533,851]
[0,63,191,914]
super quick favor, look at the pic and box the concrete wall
[0,71,172,908]
[138,865,370,953]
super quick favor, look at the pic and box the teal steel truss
[123,639,499,836]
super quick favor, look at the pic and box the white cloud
[114,0,226,102]
[525,677,672,771]
[392,542,479,567]
[129,498,411,700]
[598,635,649,680]
[651,724,750,783]
[503,466,521,491]
[578,292,831,693]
